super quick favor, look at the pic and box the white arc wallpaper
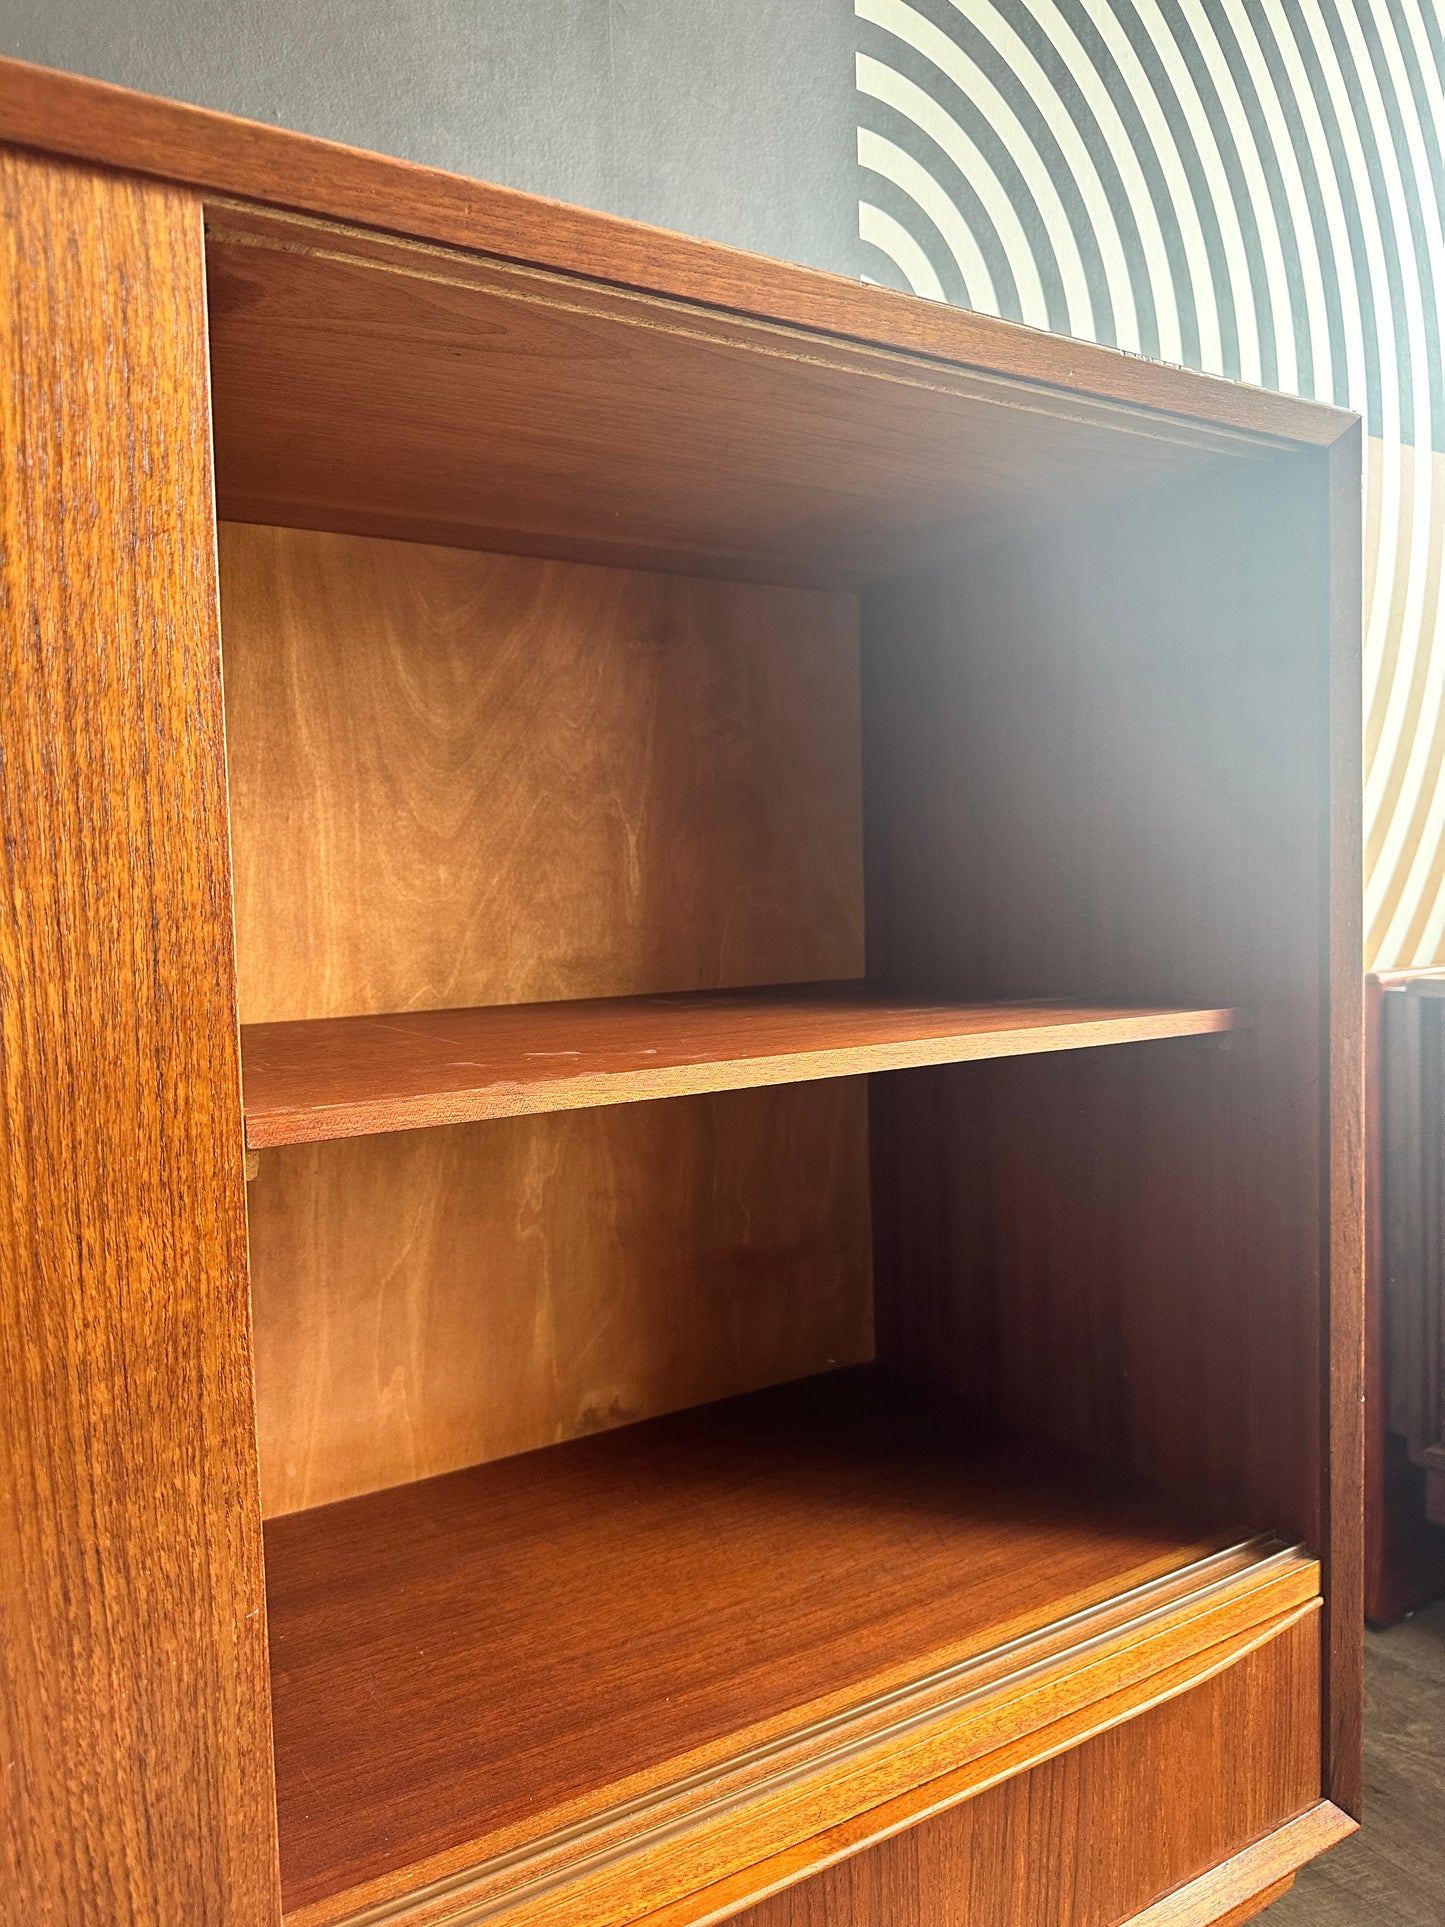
[857,0,1443,968]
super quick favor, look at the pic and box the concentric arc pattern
[857,0,1444,968]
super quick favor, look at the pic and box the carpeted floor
[1269,1601,1445,1925]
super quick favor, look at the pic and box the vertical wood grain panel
[866,451,1337,1547]
[1325,424,1365,1815]
[733,1612,1321,1927]
[218,523,865,1024]
[0,150,278,1922]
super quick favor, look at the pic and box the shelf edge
[245,1005,1244,1149]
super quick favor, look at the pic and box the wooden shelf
[241,984,1242,1147]
[264,1370,1313,1924]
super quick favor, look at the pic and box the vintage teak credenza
[0,54,1363,1927]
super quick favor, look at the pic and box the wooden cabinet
[0,54,1362,1927]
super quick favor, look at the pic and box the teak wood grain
[247,1084,874,1515]
[862,450,1363,1808]
[0,149,278,1922]
[336,1609,1323,1927]
[218,524,863,1024]
[1195,1879,1294,1927]
[1119,1806,1354,1925]
[203,210,1276,584]
[263,1371,1315,1924]
[241,987,1243,1147]
[1323,424,1366,1815]
[627,1632,1330,1927]
[597,1618,1325,1927]
[666,1611,1325,1927]
[0,55,1352,452]
[0,49,1364,1927]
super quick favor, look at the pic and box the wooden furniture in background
[1366,970,1445,1620]
[0,53,1362,1927]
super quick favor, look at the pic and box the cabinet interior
[206,205,1329,1921]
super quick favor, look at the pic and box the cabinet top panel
[195,196,1346,582]
[0,54,1353,459]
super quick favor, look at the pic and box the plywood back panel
[249,1082,873,1515]
[221,523,872,1513]
[219,523,864,1024]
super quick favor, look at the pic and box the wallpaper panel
[857,0,1444,968]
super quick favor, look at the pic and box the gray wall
[0,0,861,275]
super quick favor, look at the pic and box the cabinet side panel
[865,452,1334,1548]
[732,1611,1323,1927]
[0,150,278,1922]
[1325,423,1364,1815]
